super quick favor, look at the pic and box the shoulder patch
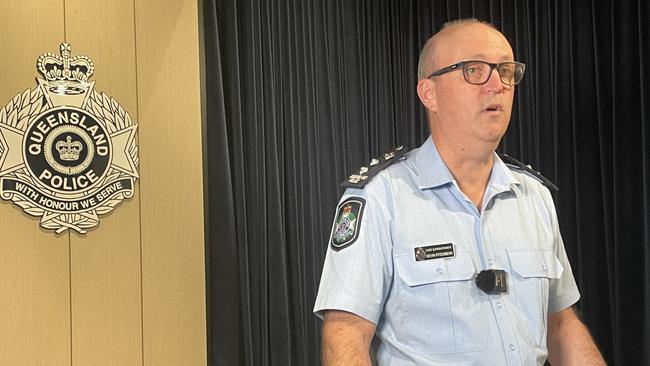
[330,197,366,251]
[341,146,409,188]
[499,153,559,192]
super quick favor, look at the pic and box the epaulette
[341,146,409,188]
[499,153,559,192]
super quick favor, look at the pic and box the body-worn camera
[476,269,508,294]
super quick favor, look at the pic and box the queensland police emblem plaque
[0,43,139,234]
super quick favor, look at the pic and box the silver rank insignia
[0,43,139,234]
[341,145,408,188]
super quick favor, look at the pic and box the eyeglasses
[427,60,526,86]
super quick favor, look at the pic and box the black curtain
[202,0,650,365]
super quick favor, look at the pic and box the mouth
[485,104,503,113]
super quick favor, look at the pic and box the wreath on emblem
[0,43,139,234]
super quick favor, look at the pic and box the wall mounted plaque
[0,43,139,234]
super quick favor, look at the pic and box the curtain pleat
[203,0,650,364]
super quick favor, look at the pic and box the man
[314,19,606,365]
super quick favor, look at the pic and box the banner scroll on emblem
[0,43,139,234]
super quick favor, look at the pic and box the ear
[416,78,437,112]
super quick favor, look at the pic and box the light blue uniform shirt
[314,137,580,365]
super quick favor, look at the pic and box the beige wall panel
[135,0,207,365]
[65,0,143,365]
[1,1,206,365]
[0,1,71,366]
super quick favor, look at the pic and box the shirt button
[436,268,444,276]
[541,264,548,272]
[488,259,495,266]
[509,344,516,351]
[496,301,503,309]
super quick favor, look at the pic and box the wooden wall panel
[65,0,143,364]
[0,1,71,366]
[135,0,207,365]
[0,1,206,365]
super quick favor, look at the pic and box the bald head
[417,19,503,80]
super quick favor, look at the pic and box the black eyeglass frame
[427,60,526,86]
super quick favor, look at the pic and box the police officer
[314,19,606,365]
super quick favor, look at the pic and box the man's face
[429,24,516,146]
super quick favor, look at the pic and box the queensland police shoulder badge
[330,197,366,251]
[0,43,139,234]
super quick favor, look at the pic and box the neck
[431,134,497,210]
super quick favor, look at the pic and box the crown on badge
[37,43,94,95]
[56,136,83,161]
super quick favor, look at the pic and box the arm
[322,310,376,366]
[547,307,606,365]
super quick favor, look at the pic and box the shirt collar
[489,153,521,194]
[414,136,521,193]
[414,137,454,190]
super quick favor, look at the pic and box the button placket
[481,213,523,365]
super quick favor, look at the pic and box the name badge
[414,243,455,261]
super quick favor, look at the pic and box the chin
[479,136,504,147]
[483,119,509,135]
[478,126,508,144]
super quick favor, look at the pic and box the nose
[485,68,505,92]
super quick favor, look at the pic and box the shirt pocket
[393,250,486,354]
[507,249,564,348]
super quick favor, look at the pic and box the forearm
[547,308,606,365]
[322,311,374,366]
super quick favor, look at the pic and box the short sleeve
[542,188,581,313]
[313,178,394,324]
